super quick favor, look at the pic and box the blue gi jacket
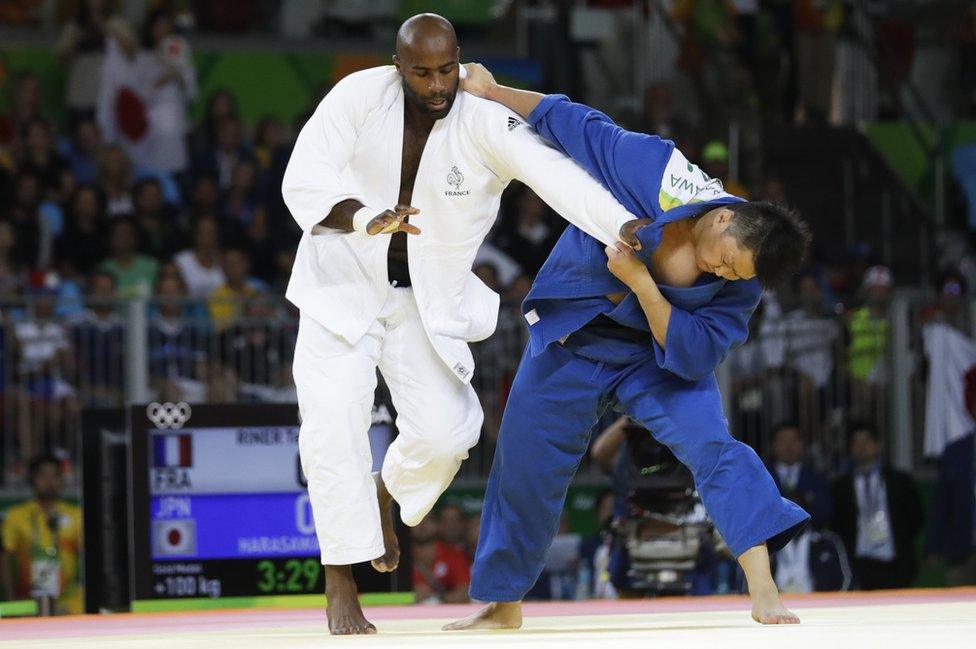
[522,95,762,381]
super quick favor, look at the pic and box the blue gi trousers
[469,341,810,602]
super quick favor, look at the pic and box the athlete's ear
[393,54,401,74]
[716,208,735,226]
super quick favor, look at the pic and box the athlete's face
[694,209,756,281]
[394,40,460,120]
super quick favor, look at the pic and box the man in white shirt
[282,14,641,634]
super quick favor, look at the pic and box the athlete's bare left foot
[442,601,523,631]
[371,472,400,573]
[325,565,376,635]
[750,588,800,625]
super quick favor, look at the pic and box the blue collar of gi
[632,196,745,263]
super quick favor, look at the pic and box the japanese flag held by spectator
[97,36,149,145]
[923,321,976,457]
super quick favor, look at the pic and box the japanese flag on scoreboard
[153,519,197,556]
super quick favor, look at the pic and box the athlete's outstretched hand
[461,63,496,99]
[367,204,421,235]
[605,242,651,289]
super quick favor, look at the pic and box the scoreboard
[127,402,407,609]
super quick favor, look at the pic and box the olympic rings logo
[146,402,192,429]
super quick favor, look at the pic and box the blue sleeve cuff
[526,94,570,128]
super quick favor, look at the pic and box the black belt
[387,258,411,288]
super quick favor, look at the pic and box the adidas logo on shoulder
[507,116,523,131]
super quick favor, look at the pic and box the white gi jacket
[283,66,635,383]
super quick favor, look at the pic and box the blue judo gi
[469,95,810,602]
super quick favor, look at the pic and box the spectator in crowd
[131,177,181,259]
[793,0,842,124]
[97,8,196,176]
[148,272,206,401]
[194,115,249,190]
[767,421,831,527]
[190,88,239,155]
[99,216,158,298]
[493,186,560,276]
[219,293,294,392]
[764,270,842,429]
[65,117,102,185]
[95,144,134,216]
[0,71,43,149]
[55,0,131,122]
[55,183,108,280]
[0,219,26,298]
[830,421,923,589]
[411,515,470,605]
[70,270,124,406]
[0,455,83,614]
[12,274,78,461]
[19,118,72,200]
[7,168,51,269]
[208,247,259,332]
[848,265,892,420]
[437,504,468,554]
[221,159,270,255]
[252,114,287,173]
[701,140,750,199]
[174,215,225,298]
[187,172,220,220]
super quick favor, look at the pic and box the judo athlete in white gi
[281,15,645,635]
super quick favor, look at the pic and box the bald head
[396,13,457,57]
[394,14,460,120]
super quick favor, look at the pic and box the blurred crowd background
[1,0,976,613]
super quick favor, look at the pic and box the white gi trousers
[293,287,483,565]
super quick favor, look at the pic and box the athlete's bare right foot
[750,587,800,625]
[325,565,376,635]
[442,601,523,631]
[371,472,400,573]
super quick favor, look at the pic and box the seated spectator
[174,215,225,298]
[95,144,134,216]
[830,421,923,590]
[411,515,470,605]
[12,274,78,461]
[99,217,159,298]
[0,71,42,149]
[493,186,560,276]
[132,177,181,258]
[208,247,260,331]
[0,455,83,614]
[187,172,221,220]
[148,273,207,400]
[18,117,72,201]
[766,422,830,526]
[194,115,249,190]
[190,88,239,156]
[221,158,270,252]
[437,504,468,554]
[0,219,26,299]
[6,168,50,268]
[70,271,125,406]
[65,118,102,185]
[55,184,108,278]
[252,114,286,172]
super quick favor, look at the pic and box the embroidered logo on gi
[445,165,470,197]
[507,116,523,131]
[452,362,470,379]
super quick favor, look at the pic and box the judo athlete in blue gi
[445,64,814,631]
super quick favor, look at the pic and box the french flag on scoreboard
[154,434,193,468]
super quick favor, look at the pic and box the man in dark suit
[831,421,924,590]
[767,422,831,527]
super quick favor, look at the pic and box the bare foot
[325,565,377,635]
[750,588,800,625]
[371,472,400,573]
[442,601,523,631]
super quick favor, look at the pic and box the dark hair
[28,454,61,483]
[89,268,118,289]
[726,201,811,288]
[848,420,880,446]
[140,9,172,48]
[772,421,803,439]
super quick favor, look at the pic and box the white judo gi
[282,66,634,565]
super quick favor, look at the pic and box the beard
[402,78,457,120]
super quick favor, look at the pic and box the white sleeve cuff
[352,206,377,234]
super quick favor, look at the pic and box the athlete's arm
[282,77,419,236]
